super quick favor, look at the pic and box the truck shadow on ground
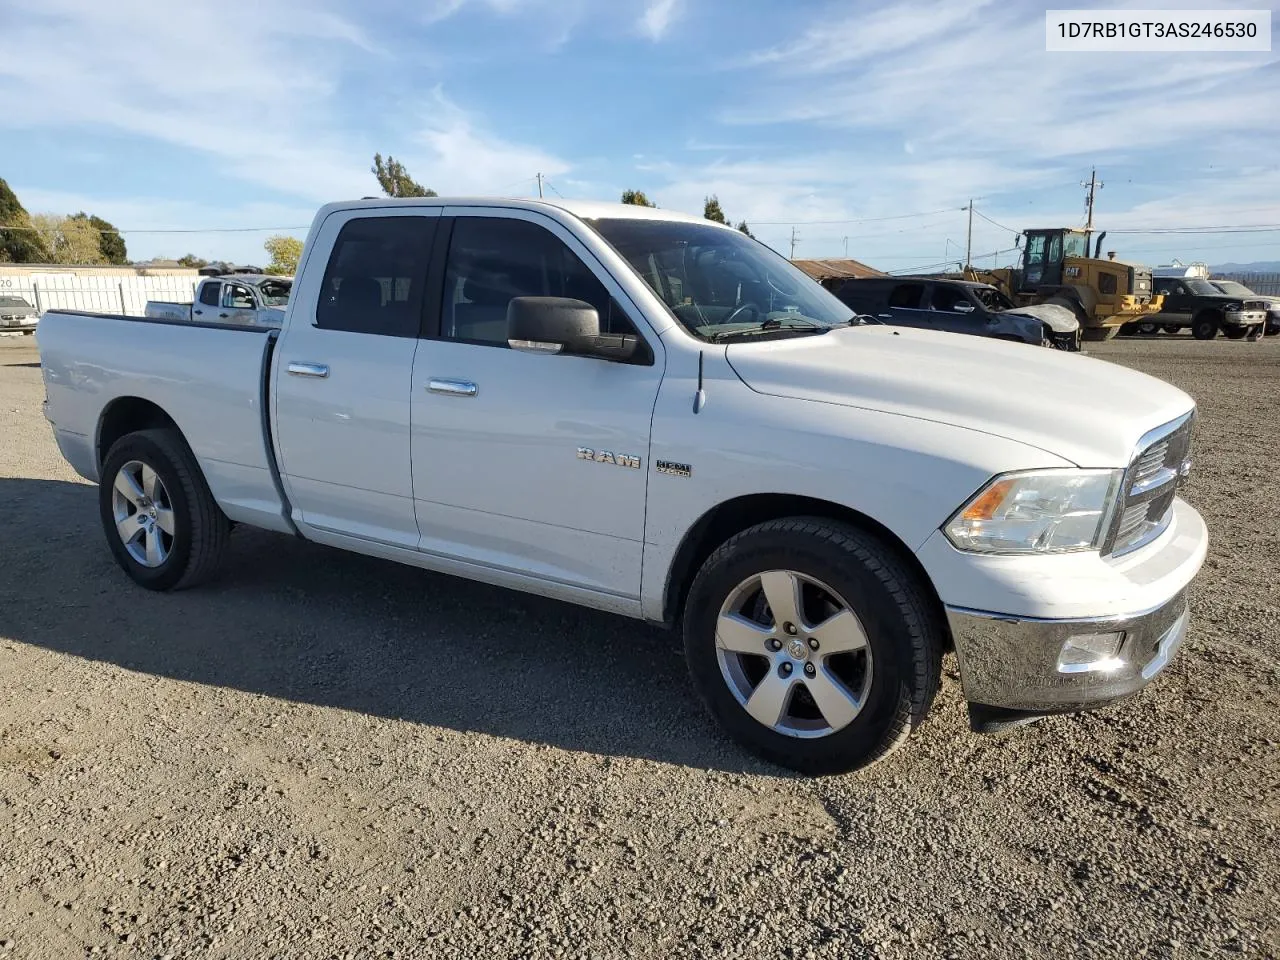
[0,477,774,775]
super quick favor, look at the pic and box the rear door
[409,209,662,599]
[271,208,440,548]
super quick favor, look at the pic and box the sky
[1,0,1278,271]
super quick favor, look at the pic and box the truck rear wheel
[682,518,942,775]
[1162,324,1181,335]
[99,428,230,591]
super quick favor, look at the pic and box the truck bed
[36,310,293,534]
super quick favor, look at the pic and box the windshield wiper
[706,317,829,342]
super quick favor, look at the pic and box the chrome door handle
[877,313,892,319]
[428,378,477,397]
[287,361,329,378]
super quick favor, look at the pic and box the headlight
[945,469,1122,555]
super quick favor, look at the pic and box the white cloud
[638,0,682,40]
[0,0,572,210]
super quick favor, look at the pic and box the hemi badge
[656,460,692,478]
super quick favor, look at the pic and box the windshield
[1062,232,1088,258]
[1185,278,1222,296]
[974,286,1016,311]
[0,296,36,311]
[255,278,293,306]
[1211,280,1253,297]
[585,218,856,340]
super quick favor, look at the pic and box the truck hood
[724,325,1194,467]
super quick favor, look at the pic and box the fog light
[1057,631,1126,674]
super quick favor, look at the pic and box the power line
[749,207,964,226]
[885,246,1021,275]
[971,208,1019,234]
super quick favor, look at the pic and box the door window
[316,216,437,337]
[441,217,641,348]
[223,283,254,309]
[1025,234,1047,267]
[928,285,969,312]
[887,283,925,309]
[198,282,221,307]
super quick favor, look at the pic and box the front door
[272,208,440,548]
[924,283,985,336]
[879,281,931,329]
[1153,279,1193,324]
[410,210,662,599]
[220,281,259,325]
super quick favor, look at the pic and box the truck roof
[311,197,725,228]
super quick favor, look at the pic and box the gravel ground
[1,334,1277,959]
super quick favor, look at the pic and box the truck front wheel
[99,428,230,591]
[682,519,942,775]
[1191,314,1219,340]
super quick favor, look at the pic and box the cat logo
[577,447,641,469]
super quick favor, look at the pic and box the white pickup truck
[145,274,291,326]
[36,198,1208,774]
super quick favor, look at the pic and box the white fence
[0,272,199,317]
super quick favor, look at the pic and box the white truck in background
[36,197,1208,775]
[145,274,292,327]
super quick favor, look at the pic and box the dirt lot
[1,333,1277,959]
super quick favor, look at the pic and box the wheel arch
[96,396,182,473]
[659,493,950,646]
[1192,307,1224,326]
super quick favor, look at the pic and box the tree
[69,212,127,264]
[372,153,437,198]
[621,189,656,207]
[0,177,51,263]
[177,254,209,269]
[29,214,105,264]
[736,220,754,238]
[703,194,728,224]
[264,234,304,275]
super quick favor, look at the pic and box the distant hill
[1211,260,1280,273]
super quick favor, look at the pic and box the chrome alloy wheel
[715,570,873,738]
[111,460,176,568]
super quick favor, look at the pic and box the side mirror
[507,296,640,362]
[953,301,976,314]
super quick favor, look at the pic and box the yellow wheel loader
[965,229,1162,341]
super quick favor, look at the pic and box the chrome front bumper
[946,589,1190,713]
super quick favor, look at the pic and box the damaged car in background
[832,277,1082,350]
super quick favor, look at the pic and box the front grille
[1103,412,1194,557]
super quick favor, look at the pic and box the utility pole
[536,172,543,198]
[1082,167,1102,232]
[842,236,849,258]
[789,226,799,259]
[964,200,974,271]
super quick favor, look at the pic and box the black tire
[1221,325,1247,340]
[1136,322,1159,336]
[1265,323,1279,337]
[1162,324,1181,335]
[682,518,942,775]
[99,428,230,591]
[1191,314,1219,340]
